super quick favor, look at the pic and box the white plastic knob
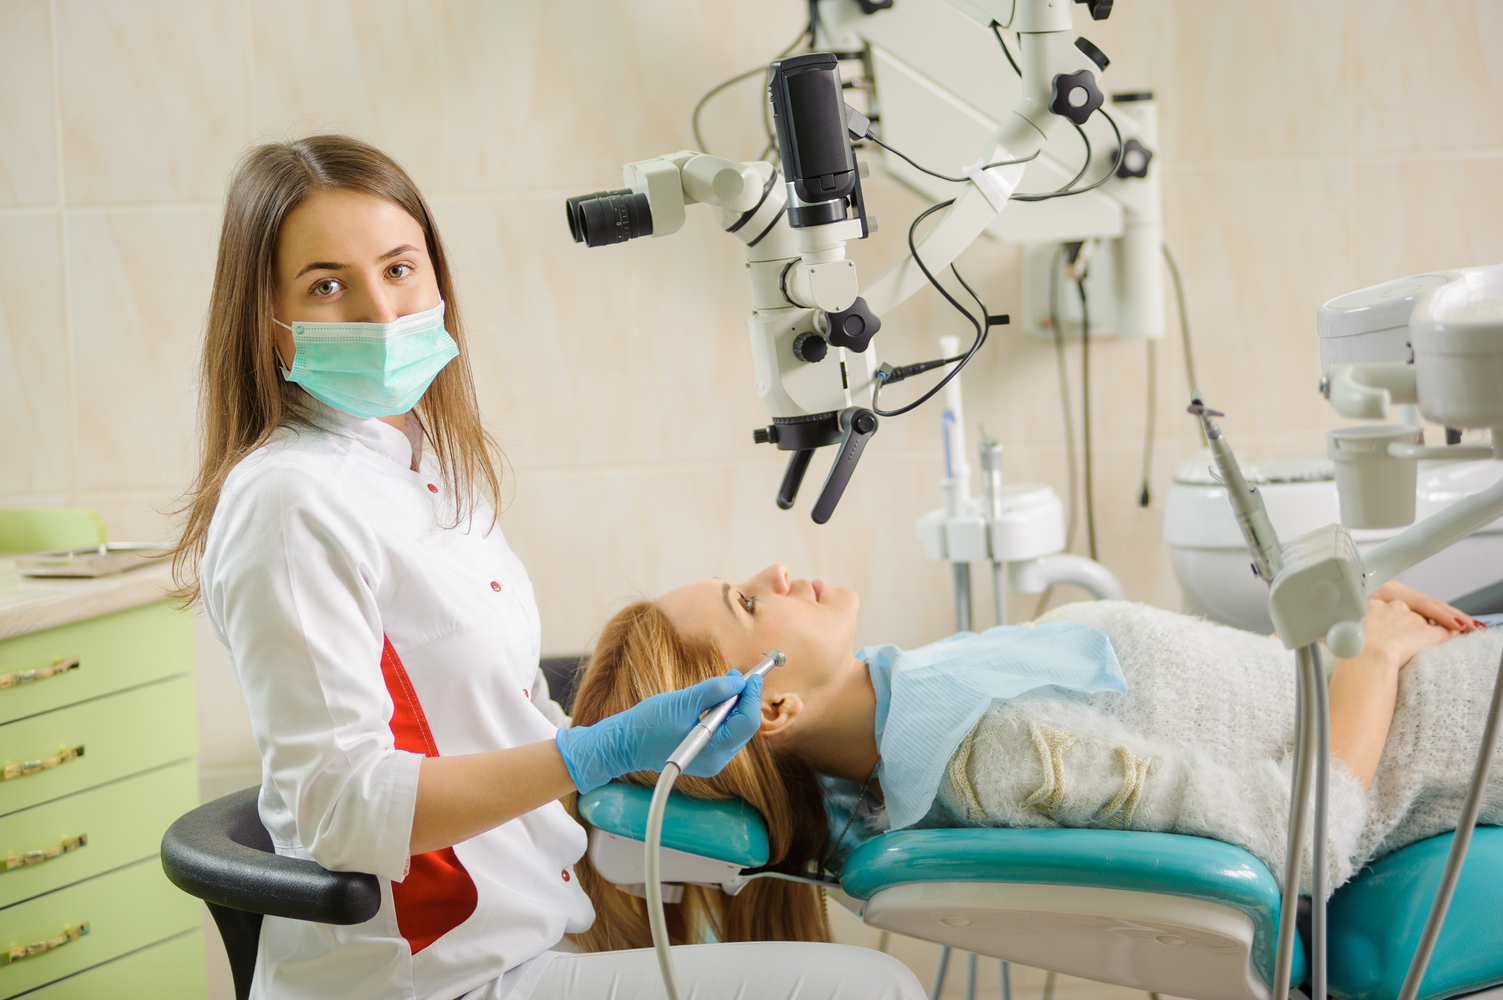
[1327,619,1365,660]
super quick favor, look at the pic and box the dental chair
[578,784,1503,1000]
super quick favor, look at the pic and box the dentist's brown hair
[172,134,501,601]
[566,600,833,951]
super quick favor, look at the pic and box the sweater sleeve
[940,696,1369,895]
[202,459,423,882]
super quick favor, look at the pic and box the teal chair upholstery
[1329,827,1503,1000]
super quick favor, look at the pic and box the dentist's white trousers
[464,942,927,1000]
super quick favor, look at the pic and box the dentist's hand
[555,670,764,793]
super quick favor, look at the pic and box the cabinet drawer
[0,603,192,726]
[0,856,202,998]
[0,677,196,817]
[0,760,198,907]
[18,929,205,1000]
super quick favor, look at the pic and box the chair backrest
[0,507,106,554]
[539,655,585,713]
[161,787,382,1000]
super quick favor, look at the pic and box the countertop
[0,556,178,640]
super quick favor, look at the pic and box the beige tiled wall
[3,1,1502,996]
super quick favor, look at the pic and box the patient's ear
[760,692,803,738]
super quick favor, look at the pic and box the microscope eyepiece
[565,188,653,247]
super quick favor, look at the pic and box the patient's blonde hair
[566,601,832,951]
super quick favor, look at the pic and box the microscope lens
[565,188,633,244]
[578,191,653,247]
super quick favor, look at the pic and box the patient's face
[658,564,859,688]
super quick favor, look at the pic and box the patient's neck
[781,655,880,786]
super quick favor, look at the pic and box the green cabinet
[0,599,202,1000]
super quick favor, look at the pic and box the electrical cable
[1139,339,1156,507]
[991,22,1022,77]
[1076,277,1098,562]
[1272,645,1319,1000]
[1034,246,1079,620]
[870,200,994,418]
[1160,242,1204,448]
[863,133,1039,184]
[690,20,810,157]
[1313,643,1331,1000]
[645,764,686,1000]
[1161,243,1200,400]
[1012,110,1125,203]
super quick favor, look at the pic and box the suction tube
[646,651,785,1000]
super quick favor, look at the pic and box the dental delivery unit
[564,1,1503,1000]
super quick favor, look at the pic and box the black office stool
[160,787,381,1000]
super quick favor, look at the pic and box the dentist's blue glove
[555,670,764,793]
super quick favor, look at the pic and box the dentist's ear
[760,692,803,738]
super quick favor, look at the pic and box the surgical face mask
[272,300,458,419]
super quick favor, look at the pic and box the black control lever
[777,450,816,510]
[810,407,879,524]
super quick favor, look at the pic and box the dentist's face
[657,564,860,689]
[271,187,440,366]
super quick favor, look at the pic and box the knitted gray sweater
[934,601,1503,894]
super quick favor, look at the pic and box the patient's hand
[1371,580,1480,633]
[1360,597,1456,673]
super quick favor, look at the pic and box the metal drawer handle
[4,834,87,873]
[2,744,85,781]
[5,922,89,965]
[0,657,81,691]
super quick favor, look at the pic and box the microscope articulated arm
[861,27,1075,318]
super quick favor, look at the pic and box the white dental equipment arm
[1200,264,1503,1000]
[645,651,784,1000]
[566,0,1147,523]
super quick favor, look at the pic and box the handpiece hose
[648,651,785,1000]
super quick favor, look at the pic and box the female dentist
[172,135,923,1000]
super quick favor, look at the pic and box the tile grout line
[243,0,257,141]
[1345,0,1357,287]
[46,0,79,512]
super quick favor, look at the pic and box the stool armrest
[161,787,380,925]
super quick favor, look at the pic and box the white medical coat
[201,402,593,1000]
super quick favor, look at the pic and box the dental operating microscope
[569,0,1162,637]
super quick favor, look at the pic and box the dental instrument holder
[1305,265,1503,1000]
[646,652,784,1000]
[918,338,1124,628]
[1191,397,1348,1000]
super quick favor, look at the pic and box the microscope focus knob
[1073,0,1114,21]
[792,332,829,364]
[1050,70,1105,126]
[823,297,882,354]
[1115,138,1153,179]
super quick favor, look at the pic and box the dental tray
[14,543,170,578]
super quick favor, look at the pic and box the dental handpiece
[1189,397,1284,583]
[665,651,784,771]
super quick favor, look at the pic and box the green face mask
[273,300,458,418]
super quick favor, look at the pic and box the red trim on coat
[381,636,478,954]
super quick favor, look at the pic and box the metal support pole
[952,563,972,633]
[929,946,952,1000]
[981,437,1006,627]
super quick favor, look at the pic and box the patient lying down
[566,564,1500,951]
